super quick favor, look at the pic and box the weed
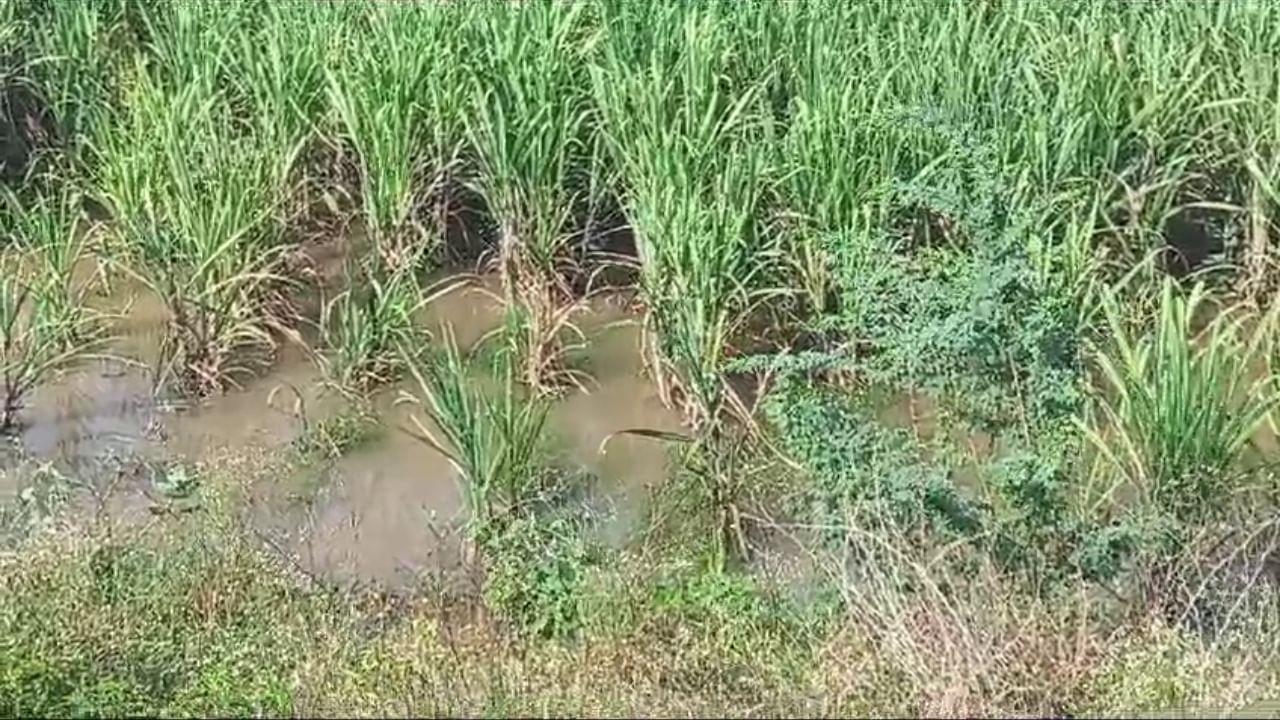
[482,504,595,640]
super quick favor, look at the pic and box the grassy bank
[5,477,1280,718]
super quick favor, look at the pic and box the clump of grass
[401,330,550,541]
[97,69,286,395]
[326,2,462,264]
[0,186,100,351]
[225,1,335,204]
[319,261,422,393]
[318,260,464,393]
[28,0,121,171]
[1083,279,1280,520]
[594,5,773,430]
[0,272,91,431]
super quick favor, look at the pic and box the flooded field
[1,266,680,587]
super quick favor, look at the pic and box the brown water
[419,273,505,351]
[286,382,468,587]
[5,271,681,587]
[302,430,465,586]
[554,309,680,544]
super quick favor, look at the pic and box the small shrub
[763,379,985,545]
[481,507,594,640]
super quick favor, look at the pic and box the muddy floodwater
[1,274,680,587]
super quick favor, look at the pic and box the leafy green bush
[821,111,1082,436]
[987,451,1136,585]
[763,379,985,544]
[764,378,1136,588]
[481,507,594,640]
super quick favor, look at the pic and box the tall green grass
[594,4,772,428]
[1084,280,1280,519]
[0,187,98,351]
[28,0,1280,407]
[326,2,450,257]
[28,0,120,170]
[0,272,88,431]
[402,331,550,540]
[225,1,336,205]
[319,264,465,393]
[465,1,597,393]
[97,67,283,394]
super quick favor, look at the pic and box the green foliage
[481,502,595,640]
[0,271,90,430]
[0,186,99,352]
[96,65,285,394]
[224,0,335,196]
[325,1,441,248]
[150,461,198,500]
[27,0,123,170]
[1084,280,1280,521]
[763,380,985,544]
[466,0,595,277]
[987,451,1136,584]
[765,381,1137,586]
[402,331,551,537]
[0,518,314,717]
[593,4,773,427]
[821,111,1082,436]
[651,564,779,631]
[640,561,825,700]
[319,259,426,392]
